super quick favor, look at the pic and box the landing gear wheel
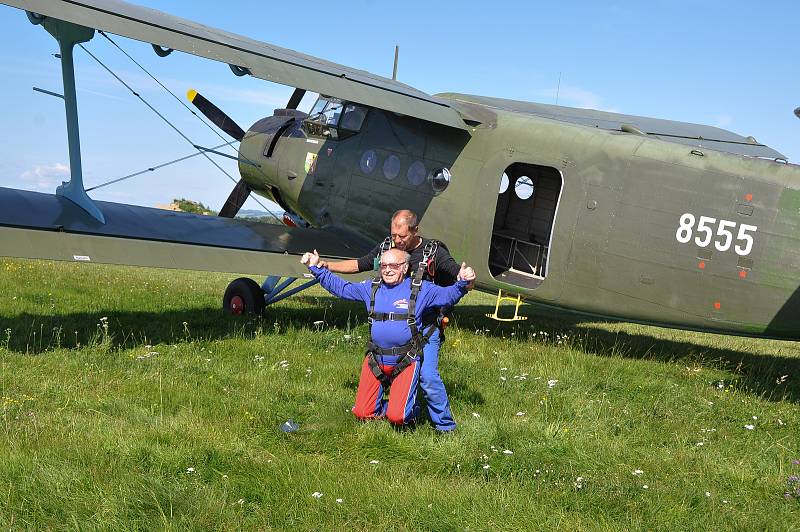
[223,277,265,316]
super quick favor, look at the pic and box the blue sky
[0,0,798,213]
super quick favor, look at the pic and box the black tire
[223,277,265,315]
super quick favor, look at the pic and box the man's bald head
[382,248,410,265]
[392,210,418,230]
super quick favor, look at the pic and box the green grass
[1,258,799,529]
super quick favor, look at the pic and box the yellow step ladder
[485,289,527,322]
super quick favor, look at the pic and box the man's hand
[300,249,321,268]
[457,262,476,282]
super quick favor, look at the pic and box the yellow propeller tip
[187,89,197,102]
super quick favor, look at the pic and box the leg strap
[366,350,419,387]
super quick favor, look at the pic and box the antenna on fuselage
[392,45,399,81]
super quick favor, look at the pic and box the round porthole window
[515,175,534,200]
[383,154,400,180]
[499,172,509,194]
[407,161,426,186]
[359,150,377,174]
[430,167,451,193]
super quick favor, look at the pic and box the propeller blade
[187,89,245,141]
[286,88,306,110]
[218,179,252,218]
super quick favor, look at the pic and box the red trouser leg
[385,359,420,426]
[352,357,386,420]
[351,357,420,425]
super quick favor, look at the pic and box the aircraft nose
[239,110,307,190]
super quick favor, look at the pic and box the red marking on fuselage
[739,270,747,279]
[745,193,753,202]
[714,301,721,310]
[698,261,706,270]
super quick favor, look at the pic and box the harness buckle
[407,317,416,326]
[387,311,395,321]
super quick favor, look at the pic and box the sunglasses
[379,262,406,271]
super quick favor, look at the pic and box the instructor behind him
[319,209,467,432]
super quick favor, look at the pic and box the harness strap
[366,350,418,387]
[369,311,409,322]
[366,340,416,357]
[364,238,443,387]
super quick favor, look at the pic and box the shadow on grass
[3,295,799,403]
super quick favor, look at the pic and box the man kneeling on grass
[301,247,475,427]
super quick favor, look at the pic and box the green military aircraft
[1,0,799,339]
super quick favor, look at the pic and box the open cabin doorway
[489,162,562,289]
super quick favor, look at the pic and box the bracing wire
[86,141,234,192]
[78,42,283,222]
[97,30,231,148]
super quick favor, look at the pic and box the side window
[340,104,367,131]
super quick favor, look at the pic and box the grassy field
[1,258,799,530]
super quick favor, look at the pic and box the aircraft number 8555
[675,213,757,256]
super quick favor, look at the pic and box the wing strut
[27,12,105,223]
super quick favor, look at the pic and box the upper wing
[1,0,470,130]
[0,187,372,277]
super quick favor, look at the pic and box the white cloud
[19,163,69,190]
[713,114,733,128]
[539,85,619,113]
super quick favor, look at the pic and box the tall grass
[0,258,798,529]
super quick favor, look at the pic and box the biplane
[1,0,800,339]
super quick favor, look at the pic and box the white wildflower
[744,424,755,430]
[472,412,480,418]
[632,469,644,476]
[311,492,323,499]
[483,464,490,469]
[369,460,380,464]
[502,449,513,455]
[547,379,558,388]
[515,411,526,416]
[186,467,195,474]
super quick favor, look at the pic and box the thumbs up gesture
[301,249,320,267]
[458,262,475,282]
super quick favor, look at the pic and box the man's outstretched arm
[301,250,369,304]
[319,259,360,274]
[318,243,381,274]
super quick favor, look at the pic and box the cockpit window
[309,97,327,118]
[307,96,343,125]
[321,100,343,126]
[305,96,367,139]
[340,104,367,131]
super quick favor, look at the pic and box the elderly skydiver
[319,209,466,432]
[301,247,475,427]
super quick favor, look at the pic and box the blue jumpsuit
[309,265,468,426]
[355,238,462,431]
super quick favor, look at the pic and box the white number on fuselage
[675,213,757,256]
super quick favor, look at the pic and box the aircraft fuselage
[239,98,800,339]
